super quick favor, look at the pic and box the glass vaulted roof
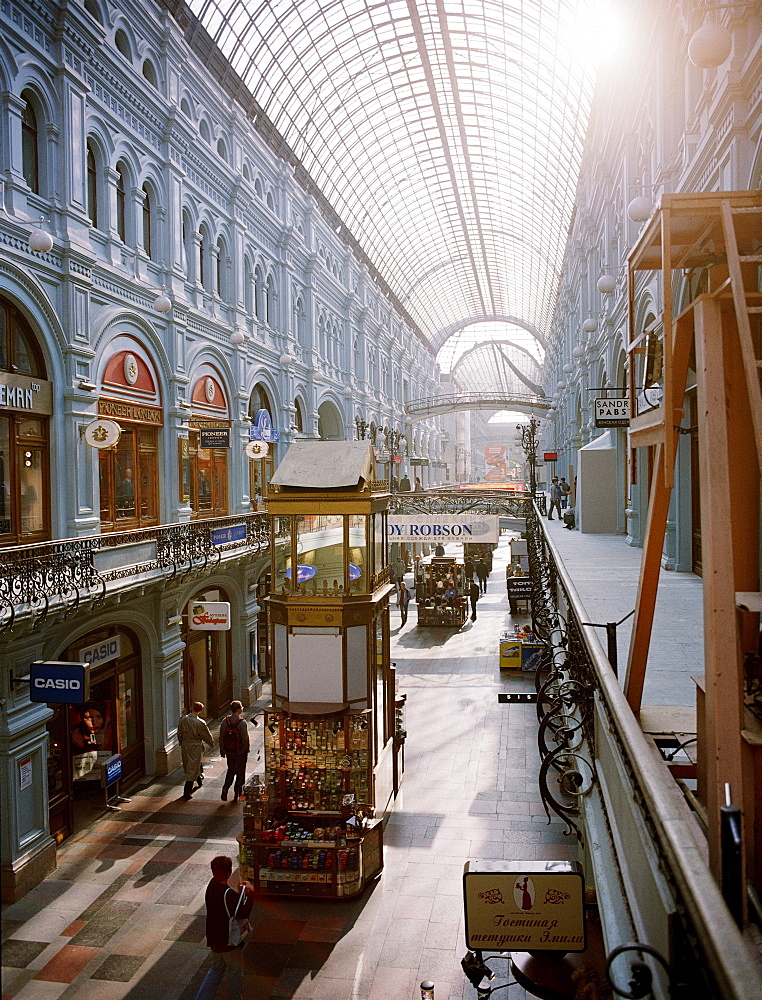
[188,0,601,367]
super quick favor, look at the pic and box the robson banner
[388,515,499,543]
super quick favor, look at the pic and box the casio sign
[29,661,90,704]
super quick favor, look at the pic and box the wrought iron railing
[524,501,761,1000]
[0,513,270,632]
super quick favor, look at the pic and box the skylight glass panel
[188,0,599,355]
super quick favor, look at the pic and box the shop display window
[295,514,344,589]
[99,425,158,531]
[189,432,228,518]
[347,515,367,592]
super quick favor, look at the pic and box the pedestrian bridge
[404,392,550,420]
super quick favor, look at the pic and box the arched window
[215,236,224,298]
[199,119,211,144]
[294,296,306,347]
[0,295,50,544]
[244,259,253,314]
[142,60,157,88]
[254,177,263,199]
[182,210,194,281]
[293,398,304,433]
[84,0,102,23]
[180,97,192,118]
[115,164,127,242]
[114,29,132,60]
[242,162,251,181]
[264,274,274,325]
[142,184,152,258]
[266,191,275,211]
[254,266,264,320]
[217,138,227,162]
[199,227,208,289]
[21,94,39,193]
[86,143,98,228]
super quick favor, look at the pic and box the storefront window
[348,515,367,592]
[99,425,158,530]
[189,431,228,518]
[118,668,138,750]
[273,516,291,589]
[373,512,386,581]
[0,297,51,544]
[295,514,345,589]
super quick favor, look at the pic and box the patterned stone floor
[1,533,631,1000]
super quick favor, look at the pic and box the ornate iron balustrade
[523,501,760,1000]
[389,489,540,518]
[0,513,270,633]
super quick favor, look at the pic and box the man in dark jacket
[193,855,255,1000]
[469,579,480,621]
[220,701,250,802]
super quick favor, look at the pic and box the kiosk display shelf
[416,557,468,627]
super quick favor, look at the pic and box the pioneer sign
[594,398,629,427]
[463,860,585,953]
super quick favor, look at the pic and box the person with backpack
[220,701,250,802]
[193,855,256,1000]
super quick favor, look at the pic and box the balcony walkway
[0,527,707,1000]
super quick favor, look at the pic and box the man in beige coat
[178,701,214,801]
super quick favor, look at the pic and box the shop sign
[98,399,163,425]
[189,601,231,631]
[388,515,499,543]
[506,577,532,599]
[0,372,54,415]
[594,398,629,427]
[100,754,122,788]
[409,458,429,466]
[84,418,121,449]
[19,757,32,790]
[29,661,90,703]
[79,635,121,667]
[463,861,585,953]
[250,409,280,443]
[200,427,231,448]
[245,440,269,459]
[211,524,246,546]
[543,452,558,462]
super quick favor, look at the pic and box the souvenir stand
[237,442,395,898]
[416,556,468,627]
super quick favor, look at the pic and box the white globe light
[688,22,732,69]
[556,380,566,390]
[29,218,53,254]
[279,352,292,365]
[230,330,245,345]
[572,345,585,359]
[582,318,597,334]
[563,363,573,374]
[153,287,172,313]
[597,274,616,295]
[552,393,560,402]
[342,385,353,397]
[627,196,652,222]
[547,408,556,416]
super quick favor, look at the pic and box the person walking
[559,477,571,509]
[393,554,407,585]
[469,578,480,621]
[548,477,563,520]
[220,701,250,802]
[193,855,256,1000]
[463,557,475,583]
[414,476,423,492]
[475,558,489,594]
[434,542,445,557]
[399,474,411,491]
[397,579,412,625]
[178,702,214,801]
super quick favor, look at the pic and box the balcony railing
[0,513,270,632]
[524,501,761,999]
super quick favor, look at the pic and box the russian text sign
[463,860,585,952]
[189,601,231,630]
[388,515,499,543]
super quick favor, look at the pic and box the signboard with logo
[210,525,246,546]
[543,452,558,462]
[79,635,121,668]
[0,372,53,415]
[101,754,122,788]
[199,427,231,448]
[594,398,630,427]
[188,601,231,631]
[29,661,90,703]
[249,409,280,443]
[388,515,499,544]
[463,860,585,952]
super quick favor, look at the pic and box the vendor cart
[416,556,468,627]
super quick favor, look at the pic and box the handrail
[535,504,762,998]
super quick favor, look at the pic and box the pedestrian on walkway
[393,554,407,586]
[178,702,214,801]
[434,542,445,557]
[559,477,571,509]
[548,477,563,520]
[469,579,480,621]
[475,558,488,594]
[463,557,475,583]
[220,701,250,802]
[397,579,412,625]
[193,855,256,1000]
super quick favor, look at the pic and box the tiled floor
[2,528,698,999]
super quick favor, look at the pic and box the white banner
[388,515,499,543]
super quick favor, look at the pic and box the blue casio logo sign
[29,661,90,704]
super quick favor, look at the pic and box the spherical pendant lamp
[597,274,616,295]
[627,196,652,222]
[688,22,732,69]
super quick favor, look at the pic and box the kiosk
[416,556,468,627]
